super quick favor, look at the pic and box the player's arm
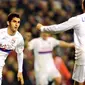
[59,41,74,48]
[15,38,24,85]
[36,17,79,33]
[51,37,74,48]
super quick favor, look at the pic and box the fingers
[21,78,24,85]
[19,77,24,85]
[17,75,24,85]
[18,77,24,85]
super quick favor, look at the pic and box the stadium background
[0,0,82,85]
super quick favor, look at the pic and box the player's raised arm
[36,17,79,33]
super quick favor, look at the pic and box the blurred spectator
[0,9,7,28]
[2,71,18,85]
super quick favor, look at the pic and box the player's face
[40,32,49,40]
[8,17,20,32]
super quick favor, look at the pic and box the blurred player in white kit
[28,32,74,85]
[36,0,85,85]
[0,13,24,85]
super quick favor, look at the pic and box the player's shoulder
[0,28,7,33]
[31,37,40,42]
[48,37,60,43]
[30,38,38,42]
[69,15,78,21]
[75,13,85,19]
[68,14,81,24]
[75,13,85,22]
[16,31,22,37]
[69,13,85,21]
[30,37,44,44]
[78,13,85,17]
[16,31,24,40]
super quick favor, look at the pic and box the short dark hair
[7,13,20,22]
[83,0,85,9]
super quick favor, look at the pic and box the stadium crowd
[0,0,82,85]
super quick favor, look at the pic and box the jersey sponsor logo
[0,44,13,53]
[0,44,13,50]
[0,37,16,50]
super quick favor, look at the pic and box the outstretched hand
[17,72,24,85]
[36,23,43,31]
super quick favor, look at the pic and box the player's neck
[41,37,47,40]
[7,27,16,36]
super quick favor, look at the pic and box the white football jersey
[0,28,24,71]
[28,37,60,71]
[41,13,85,65]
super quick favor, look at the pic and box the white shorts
[35,67,61,85]
[72,64,85,83]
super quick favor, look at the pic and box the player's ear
[7,21,9,26]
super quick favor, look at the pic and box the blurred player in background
[0,13,24,85]
[28,32,74,85]
[36,0,85,85]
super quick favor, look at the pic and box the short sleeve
[50,37,60,47]
[28,39,36,50]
